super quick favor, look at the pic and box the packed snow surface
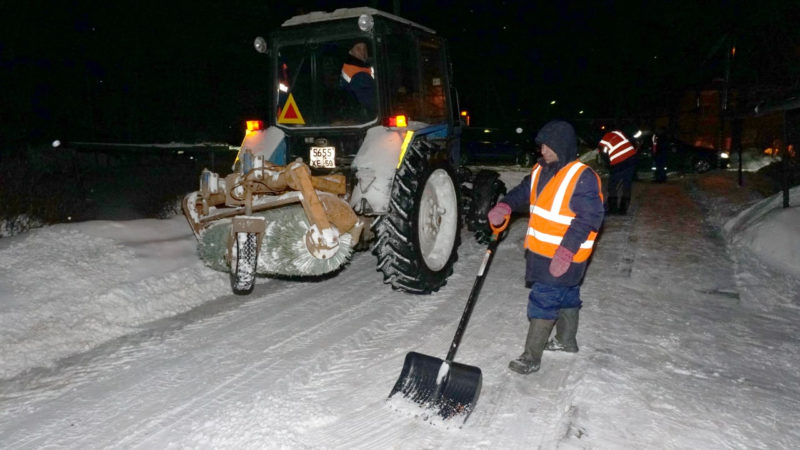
[1,169,798,449]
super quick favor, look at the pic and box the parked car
[637,135,729,175]
[460,127,536,166]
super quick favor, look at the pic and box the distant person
[340,42,376,117]
[599,130,637,214]
[487,120,605,374]
[652,131,668,182]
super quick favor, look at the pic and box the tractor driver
[340,42,376,117]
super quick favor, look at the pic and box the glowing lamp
[246,120,264,132]
[460,110,470,126]
[358,14,374,32]
[254,37,268,54]
[388,115,407,128]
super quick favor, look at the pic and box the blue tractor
[183,8,503,294]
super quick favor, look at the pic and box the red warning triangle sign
[278,93,305,124]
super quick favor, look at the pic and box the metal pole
[783,109,790,208]
[719,43,732,154]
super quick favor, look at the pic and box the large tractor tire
[464,169,506,244]
[230,231,259,295]
[372,140,461,294]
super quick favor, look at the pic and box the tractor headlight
[253,36,268,54]
[358,14,374,32]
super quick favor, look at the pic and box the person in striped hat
[598,129,638,214]
[488,120,605,374]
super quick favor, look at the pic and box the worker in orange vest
[340,41,376,117]
[599,130,637,214]
[488,120,605,374]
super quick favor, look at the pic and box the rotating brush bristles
[261,205,354,276]
[198,204,353,277]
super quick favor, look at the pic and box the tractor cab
[249,7,460,169]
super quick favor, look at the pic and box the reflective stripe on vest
[599,130,636,165]
[341,63,373,83]
[525,161,599,262]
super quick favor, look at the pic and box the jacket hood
[535,120,578,165]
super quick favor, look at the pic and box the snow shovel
[389,215,510,420]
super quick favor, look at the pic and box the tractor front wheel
[230,231,259,295]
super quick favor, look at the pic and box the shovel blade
[389,351,482,420]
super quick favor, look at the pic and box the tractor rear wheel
[372,140,461,294]
[465,169,506,243]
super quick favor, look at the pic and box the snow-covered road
[1,171,798,449]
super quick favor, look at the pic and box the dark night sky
[2,0,798,146]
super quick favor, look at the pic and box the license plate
[309,146,336,168]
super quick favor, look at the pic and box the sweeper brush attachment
[183,155,363,290]
[198,205,354,277]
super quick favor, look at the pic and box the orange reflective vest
[599,130,636,165]
[341,63,373,84]
[525,161,601,263]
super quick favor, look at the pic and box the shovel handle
[444,215,508,363]
[489,215,510,240]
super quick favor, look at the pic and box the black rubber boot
[606,196,619,215]
[545,308,579,353]
[618,197,630,215]
[508,319,556,374]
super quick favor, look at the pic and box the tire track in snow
[116,249,473,448]
[3,240,467,449]
[112,255,401,447]
[292,234,511,446]
[1,252,397,448]
[589,197,638,280]
[0,265,358,408]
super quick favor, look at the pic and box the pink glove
[549,246,575,277]
[487,202,512,226]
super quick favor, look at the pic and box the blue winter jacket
[500,121,605,287]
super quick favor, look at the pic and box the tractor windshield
[275,39,378,128]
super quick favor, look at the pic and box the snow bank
[724,185,800,276]
[0,216,229,380]
[0,215,43,238]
